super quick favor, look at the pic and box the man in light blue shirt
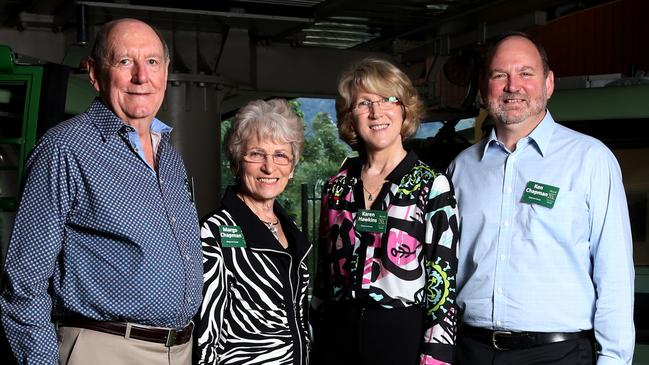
[448,32,635,364]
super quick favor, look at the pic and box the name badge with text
[219,225,247,248]
[521,181,560,208]
[356,210,388,233]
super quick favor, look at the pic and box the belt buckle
[165,329,177,347]
[492,330,512,351]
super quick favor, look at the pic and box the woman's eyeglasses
[243,151,293,166]
[351,96,401,114]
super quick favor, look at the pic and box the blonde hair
[336,57,424,150]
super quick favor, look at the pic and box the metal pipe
[301,183,309,243]
[76,3,87,45]
[76,1,313,23]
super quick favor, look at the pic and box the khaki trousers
[57,326,192,365]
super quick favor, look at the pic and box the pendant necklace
[363,185,382,201]
[260,218,280,239]
[239,193,280,239]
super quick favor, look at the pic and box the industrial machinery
[0,45,69,278]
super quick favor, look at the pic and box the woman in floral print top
[311,57,459,365]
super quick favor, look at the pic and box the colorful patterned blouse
[313,151,459,364]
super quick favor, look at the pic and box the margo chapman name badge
[219,225,247,248]
[356,209,388,233]
[521,181,560,209]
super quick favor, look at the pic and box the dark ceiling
[1,0,626,122]
[2,0,613,60]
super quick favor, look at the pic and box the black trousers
[456,334,596,365]
[311,301,424,365]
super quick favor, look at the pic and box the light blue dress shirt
[125,117,167,174]
[448,112,635,364]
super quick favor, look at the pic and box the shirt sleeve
[0,137,74,365]
[419,173,459,365]
[588,147,635,365]
[196,216,230,365]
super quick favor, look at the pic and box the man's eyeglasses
[351,96,401,114]
[243,150,293,166]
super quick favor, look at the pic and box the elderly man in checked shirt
[0,18,202,364]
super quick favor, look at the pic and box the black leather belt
[57,319,193,347]
[460,325,593,351]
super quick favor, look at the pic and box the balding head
[90,18,169,71]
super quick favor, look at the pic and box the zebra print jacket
[195,186,312,365]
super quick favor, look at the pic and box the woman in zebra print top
[195,99,311,365]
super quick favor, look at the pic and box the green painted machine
[0,45,69,282]
[0,45,42,277]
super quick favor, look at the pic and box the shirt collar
[150,118,172,134]
[220,186,311,259]
[87,98,172,140]
[527,111,555,157]
[481,128,499,160]
[480,110,556,160]
[385,150,419,183]
[347,150,419,183]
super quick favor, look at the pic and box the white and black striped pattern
[196,187,311,365]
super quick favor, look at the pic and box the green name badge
[356,209,388,233]
[521,181,560,208]
[218,225,247,248]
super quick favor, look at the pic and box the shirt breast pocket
[523,190,587,243]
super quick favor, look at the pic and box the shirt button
[497,287,503,294]
[171,216,177,223]
[506,187,512,194]
[503,221,509,227]
[500,255,506,260]
[496,320,502,327]
[184,254,190,261]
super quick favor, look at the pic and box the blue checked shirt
[0,99,203,364]
[448,112,635,364]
